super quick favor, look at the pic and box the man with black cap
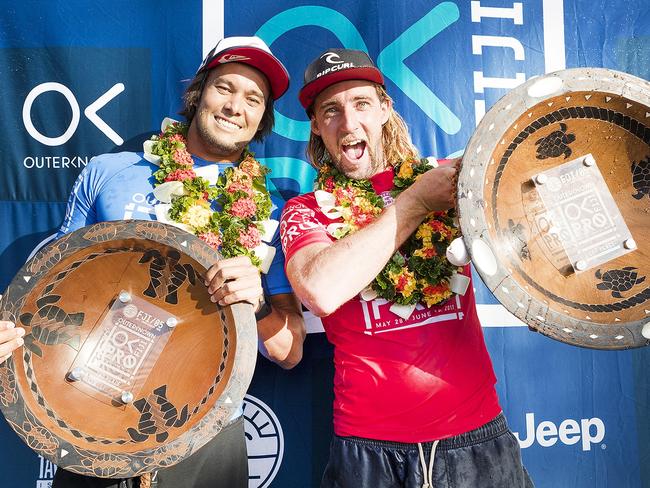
[53,36,305,488]
[280,49,533,487]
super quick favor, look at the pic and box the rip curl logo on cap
[315,62,355,79]
[321,51,344,64]
[219,53,251,63]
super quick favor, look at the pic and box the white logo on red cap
[321,52,344,64]
[219,54,251,63]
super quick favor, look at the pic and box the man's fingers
[0,320,15,332]
[203,257,262,306]
[213,287,264,307]
[0,326,25,362]
[204,257,255,289]
[205,264,259,294]
[209,275,263,306]
[0,325,25,342]
[206,265,259,294]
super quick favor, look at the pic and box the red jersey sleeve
[280,194,333,265]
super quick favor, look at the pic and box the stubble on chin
[329,141,385,180]
[196,111,247,157]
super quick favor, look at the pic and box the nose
[223,93,243,115]
[340,105,360,133]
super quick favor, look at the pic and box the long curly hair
[178,67,275,142]
[306,84,419,168]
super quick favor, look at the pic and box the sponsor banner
[0,47,152,202]
[1,1,650,487]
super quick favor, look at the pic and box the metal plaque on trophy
[0,220,257,477]
[457,68,649,349]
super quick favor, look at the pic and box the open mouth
[341,139,367,161]
[214,116,242,131]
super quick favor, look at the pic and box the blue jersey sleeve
[57,158,102,236]
[57,152,148,237]
[262,194,293,296]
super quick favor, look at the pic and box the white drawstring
[417,440,440,488]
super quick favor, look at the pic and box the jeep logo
[513,412,605,451]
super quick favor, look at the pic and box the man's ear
[310,117,321,137]
[380,98,391,125]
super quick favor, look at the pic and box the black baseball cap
[197,36,290,100]
[298,48,384,109]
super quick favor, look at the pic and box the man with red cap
[52,36,305,488]
[281,49,533,487]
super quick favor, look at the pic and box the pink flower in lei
[173,148,193,166]
[227,181,254,196]
[169,134,186,143]
[229,197,257,218]
[165,168,197,182]
[238,226,261,249]
[198,231,222,249]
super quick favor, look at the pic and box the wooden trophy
[457,68,649,349]
[0,220,257,476]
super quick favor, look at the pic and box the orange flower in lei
[316,158,459,306]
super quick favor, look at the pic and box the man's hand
[204,256,264,309]
[0,321,25,364]
[407,158,460,213]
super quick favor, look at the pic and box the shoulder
[79,151,152,182]
[85,151,150,174]
[282,192,317,212]
[280,191,330,252]
[79,151,157,189]
[280,192,322,225]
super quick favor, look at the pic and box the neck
[186,121,243,163]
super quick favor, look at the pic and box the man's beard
[196,110,248,158]
[328,139,385,180]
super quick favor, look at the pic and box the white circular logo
[123,304,138,318]
[243,394,284,488]
[321,51,343,64]
[22,82,81,146]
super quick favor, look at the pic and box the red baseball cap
[298,48,384,110]
[197,36,290,100]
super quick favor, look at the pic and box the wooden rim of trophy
[458,68,650,349]
[0,221,257,477]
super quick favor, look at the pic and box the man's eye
[247,97,262,105]
[357,101,370,109]
[216,85,231,94]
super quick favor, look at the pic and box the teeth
[342,140,363,146]
[216,118,240,130]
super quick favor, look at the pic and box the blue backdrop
[1,1,649,487]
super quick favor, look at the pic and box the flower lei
[316,157,459,308]
[143,118,275,271]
